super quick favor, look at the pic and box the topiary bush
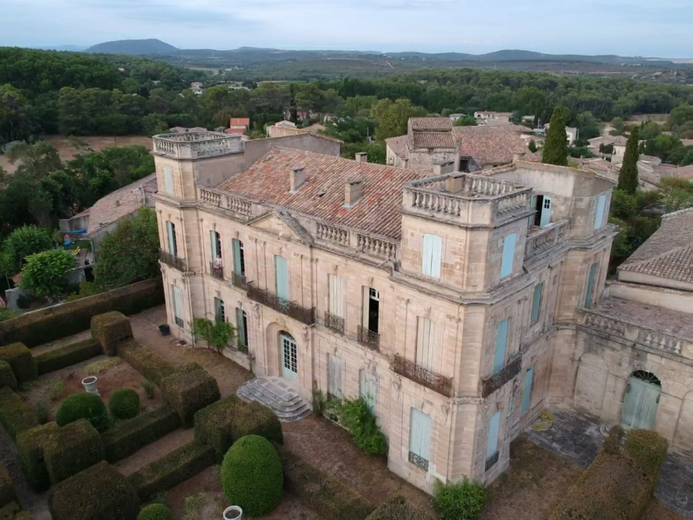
[109,389,141,420]
[0,361,17,390]
[160,363,220,427]
[137,503,173,520]
[56,393,109,432]
[34,339,101,375]
[624,428,669,477]
[432,479,487,520]
[0,462,17,508]
[16,422,59,491]
[91,312,133,356]
[44,419,105,485]
[221,435,283,518]
[0,387,39,441]
[0,343,37,383]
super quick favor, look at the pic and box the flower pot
[159,324,171,336]
[81,376,100,396]
[223,506,242,520]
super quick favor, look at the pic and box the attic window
[317,191,326,198]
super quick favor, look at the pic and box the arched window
[631,370,661,387]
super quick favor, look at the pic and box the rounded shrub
[432,478,487,520]
[221,435,283,517]
[55,392,109,432]
[137,503,173,520]
[109,388,141,420]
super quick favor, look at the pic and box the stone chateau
[152,127,631,493]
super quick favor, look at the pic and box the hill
[87,39,178,55]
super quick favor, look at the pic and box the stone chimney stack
[290,166,306,192]
[355,152,368,163]
[454,140,462,172]
[344,179,363,207]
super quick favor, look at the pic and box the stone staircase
[237,376,312,422]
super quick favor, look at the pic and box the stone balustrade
[198,188,254,216]
[524,220,569,261]
[356,234,398,260]
[153,132,243,159]
[316,223,350,246]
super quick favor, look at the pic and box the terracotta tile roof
[620,245,693,284]
[453,126,538,166]
[225,128,246,135]
[412,132,456,149]
[623,208,693,267]
[410,117,453,131]
[87,174,157,235]
[659,165,693,179]
[596,297,693,340]
[216,147,423,240]
[385,135,408,159]
[230,118,250,127]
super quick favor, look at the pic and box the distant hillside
[87,39,178,55]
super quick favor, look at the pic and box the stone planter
[81,376,100,396]
[223,506,242,520]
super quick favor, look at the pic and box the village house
[151,130,616,492]
[226,117,250,136]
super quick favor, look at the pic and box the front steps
[237,376,312,422]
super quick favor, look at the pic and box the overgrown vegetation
[19,249,75,297]
[331,398,387,456]
[432,479,488,520]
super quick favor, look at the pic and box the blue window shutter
[529,195,537,227]
[500,234,516,279]
[585,263,597,308]
[163,166,174,195]
[595,194,606,230]
[531,283,543,324]
[210,231,218,259]
[166,222,175,255]
[421,234,442,278]
[540,196,552,228]
[521,367,534,415]
[410,408,432,462]
[214,297,225,322]
[172,285,182,322]
[493,319,509,374]
[487,411,501,459]
[232,239,242,275]
[275,255,289,301]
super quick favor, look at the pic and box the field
[0,135,152,174]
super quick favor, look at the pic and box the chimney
[454,140,462,172]
[344,179,363,207]
[290,166,306,192]
[355,152,368,163]
[512,153,523,163]
[433,164,443,176]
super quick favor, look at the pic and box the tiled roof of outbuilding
[410,117,453,131]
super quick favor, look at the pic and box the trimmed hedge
[137,503,173,520]
[624,428,669,477]
[44,419,105,485]
[0,463,17,508]
[91,312,133,357]
[366,495,435,520]
[160,363,220,427]
[55,392,109,432]
[16,422,59,491]
[49,461,140,520]
[101,405,180,463]
[195,395,283,459]
[0,278,163,348]
[15,512,34,520]
[34,339,101,375]
[109,388,141,420]
[127,441,216,501]
[0,343,37,383]
[118,341,175,385]
[0,387,39,441]
[0,502,19,520]
[276,444,374,520]
[0,362,16,390]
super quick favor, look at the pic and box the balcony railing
[324,311,345,335]
[159,251,186,271]
[231,271,249,290]
[246,283,315,326]
[199,187,254,216]
[209,262,224,280]
[408,451,429,471]
[524,220,569,261]
[392,354,453,397]
[357,326,380,351]
[481,354,522,397]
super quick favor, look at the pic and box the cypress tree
[542,107,569,166]
[618,127,640,195]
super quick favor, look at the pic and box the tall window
[421,234,443,279]
[521,366,534,416]
[172,285,183,327]
[409,408,432,471]
[210,230,222,260]
[531,283,544,325]
[531,195,552,228]
[366,288,379,334]
[214,297,225,322]
[328,274,346,319]
[166,221,178,257]
[416,317,435,371]
[486,411,501,469]
[232,239,245,276]
[585,263,597,308]
[500,234,516,279]
[274,255,289,302]
[163,166,174,195]
[360,369,378,413]
[493,318,509,374]
[236,308,248,352]
[594,194,607,230]
[327,354,343,399]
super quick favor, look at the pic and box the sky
[2,0,692,58]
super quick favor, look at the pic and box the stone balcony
[524,220,569,262]
[198,187,260,218]
[402,173,532,226]
[246,282,316,326]
[153,132,243,160]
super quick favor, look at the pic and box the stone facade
[151,131,616,493]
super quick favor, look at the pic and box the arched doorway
[622,371,661,430]
[280,332,298,381]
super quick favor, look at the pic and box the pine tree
[542,107,569,166]
[618,127,640,195]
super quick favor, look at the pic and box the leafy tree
[0,84,36,144]
[528,140,538,153]
[611,117,625,135]
[638,121,661,141]
[20,248,75,297]
[342,141,386,164]
[191,317,235,354]
[542,107,570,166]
[618,128,640,195]
[658,177,693,213]
[454,115,477,126]
[372,98,426,140]
[668,104,693,129]
[6,141,61,178]
[1,225,53,274]
[94,207,160,288]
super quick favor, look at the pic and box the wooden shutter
[214,297,224,322]
[585,263,597,308]
[421,234,442,279]
[172,285,182,322]
[521,367,534,415]
[328,354,343,398]
[540,196,552,228]
[416,317,434,371]
[493,318,509,374]
[531,283,543,324]
[595,194,606,230]
[409,408,432,462]
[500,234,516,278]
[328,274,345,318]
[274,255,289,301]
[210,231,218,259]
[236,308,247,348]
[359,369,377,413]
[529,195,537,227]
[163,166,174,195]
[166,222,176,255]
[486,411,501,459]
[232,239,243,275]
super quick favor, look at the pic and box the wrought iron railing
[231,271,248,290]
[324,311,345,335]
[159,251,186,271]
[357,326,380,351]
[246,283,315,326]
[485,451,499,471]
[209,262,224,280]
[392,354,453,397]
[408,451,429,471]
[481,354,522,397]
